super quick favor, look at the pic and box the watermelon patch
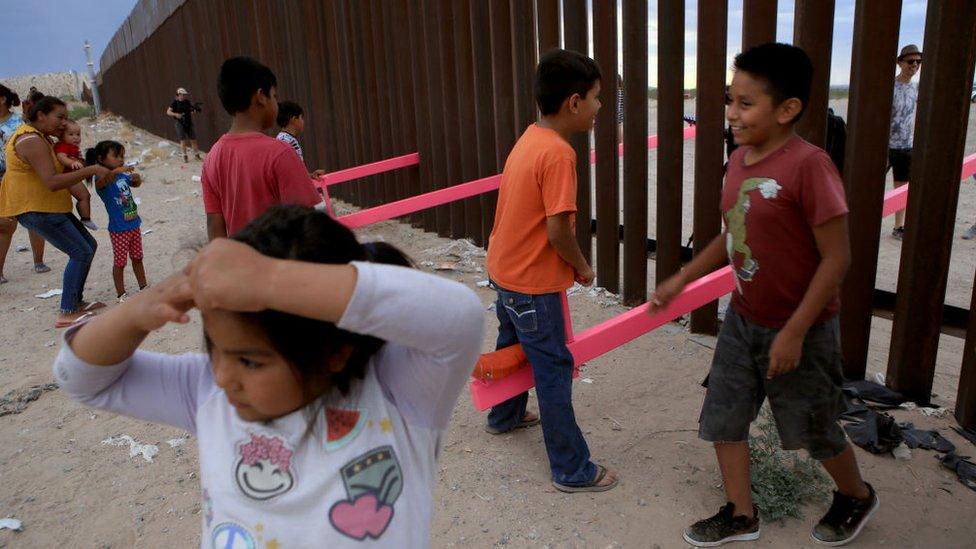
[325,407,367,452]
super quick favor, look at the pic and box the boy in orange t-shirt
[484,49,617,493]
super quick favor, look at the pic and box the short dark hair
[230,205,413,399]
[733,43,813,123]
[276,100,303,128]
[27,96,66,121]
[534,49,602,115]
[217,56,277,115]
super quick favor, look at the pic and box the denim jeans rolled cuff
[17,212,96,313]
[487,282,597,485]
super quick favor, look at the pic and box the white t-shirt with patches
[276,131,304,161]
[54,262,485,548]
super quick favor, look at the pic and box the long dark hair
[0,84,20,108]
[229,205,413,398]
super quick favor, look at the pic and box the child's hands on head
[128,272,195,332]
[186,239,276,313]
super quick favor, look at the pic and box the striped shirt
[275,131,304,161]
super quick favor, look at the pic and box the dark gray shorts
[175,121,196,141]
[698,307,849,460]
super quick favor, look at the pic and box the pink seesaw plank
[881,152,976,218]
[590,125,697,163]
[314,152,420,188]
[339,174,502,229]
[469,267,735,411]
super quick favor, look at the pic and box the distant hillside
[0,71,91,102]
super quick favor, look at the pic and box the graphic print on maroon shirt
[720,136,849,328]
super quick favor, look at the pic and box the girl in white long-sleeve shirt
[54,205,485,548]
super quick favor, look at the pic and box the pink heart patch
[329,493,394,540]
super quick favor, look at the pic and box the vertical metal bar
[369,0,394,205]
[512,0,537,132]
[490,1,518,167]
[423,0,451,236]
[471,0,499,245]
[838,0,902,380]
[537,0,560,54]
[409,0,437,232]
[437,0,465,239]
[563,0,592,263]
[959,267,976,429]
[656,0,684,285]
[622,0,648,305]
[793,0,835,148]
[392,0,422,223]
[887,0,976,404]
[453,0,484,245]
[378,0,403,202]
[689,0,728,335]
[593,0,619,293]
[351,0,377,206]
[742,0,778,50]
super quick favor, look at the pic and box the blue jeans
[17,212,96,313]
[486,284,597,486]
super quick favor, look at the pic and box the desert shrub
[68,104,93,120]
[749,405,830,522]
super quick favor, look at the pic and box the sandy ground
[1,111,975,548]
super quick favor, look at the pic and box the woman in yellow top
[0,83,49,283]
[0,97,114,327]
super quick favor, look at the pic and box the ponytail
[27,96,65,122]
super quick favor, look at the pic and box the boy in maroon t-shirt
[652,43,877,547]
[201,57,324,240]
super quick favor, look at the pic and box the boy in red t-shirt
[484,49,617,493]
[53,119,98,232]
[652,43,877,547]
[201,57,324,240]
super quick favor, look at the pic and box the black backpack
[825,108,847,175]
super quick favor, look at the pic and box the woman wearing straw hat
[887,44,921,241]
[166,87,202,162]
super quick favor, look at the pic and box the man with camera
[166,87,203,162]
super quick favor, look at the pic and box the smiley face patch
[234,433,295,500]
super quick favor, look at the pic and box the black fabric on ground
[938,453,976,492]
[841,380,907,407]
[953,426,976,447]
[898,423,956,453]
[843,410,903,454]
[840,398,871,422]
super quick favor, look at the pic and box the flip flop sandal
[33,263,51,274]
[484,414,541,435]
[55,311,97,329]
[552,465,619,493]
[80,301,107,312]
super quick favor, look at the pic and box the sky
[0,0,930,87]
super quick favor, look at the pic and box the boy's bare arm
[649,232,728,312]
[767,215,850,378]
[206,213,228,241]
[546,213,594,285]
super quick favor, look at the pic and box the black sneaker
[892,227,905,240]
[683,502,760,547]
[811,483,879,546]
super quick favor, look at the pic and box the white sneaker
[81,219,99,231]
[117,293,128,303]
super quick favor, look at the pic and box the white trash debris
[920,407,948,418]
[167,438,187,448]
[892,442,912,461]
[142,229,154,236]
[580,378,594,384]
[0,518,22,531]
[476,280,491,288]
[101,435,159,462]
[16,245,28,252]
[34,289,63,299]
[191,175,201,183]
[157,141,172,148]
